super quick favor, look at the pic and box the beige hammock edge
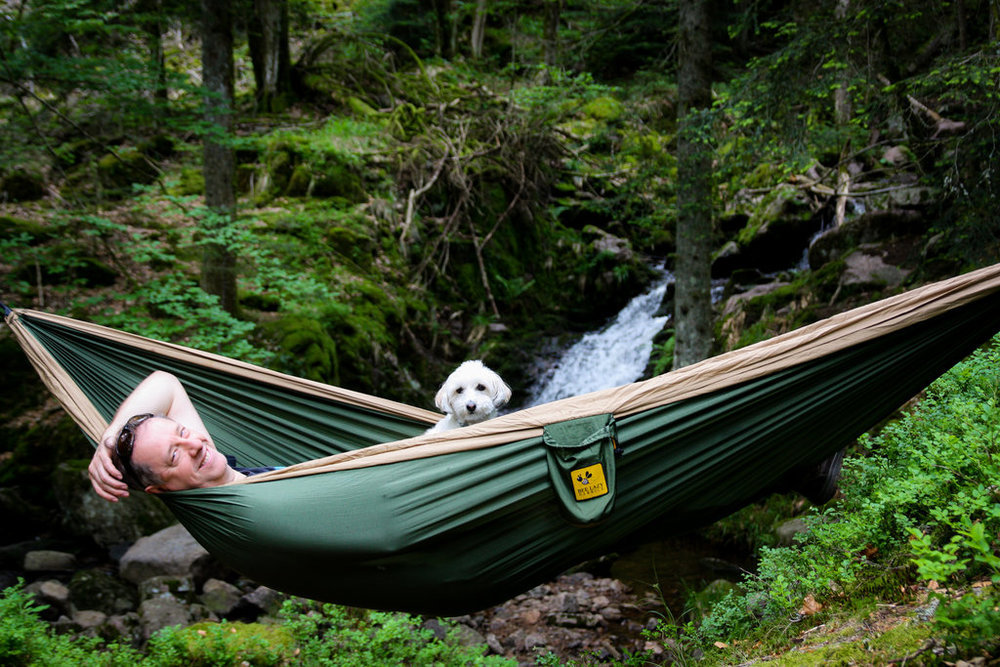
[6,262,1000,484]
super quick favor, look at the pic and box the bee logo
[570,464,608,501]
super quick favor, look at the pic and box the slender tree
[543,0,561,67]
[471,0,488,59]
[673,0,714,368]
[248,0,292,112]
[201,0,238,315]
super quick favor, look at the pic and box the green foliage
[1,580,517,666]
[145,621,293,666]
[0,579,138,666]
[277,598,512,665]
[699,334,1000,655]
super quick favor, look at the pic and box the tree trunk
[248,0,291,112]
[471,0,487,59]
[833,0,851,228]
[543,0,561,67]
[673,0,714,369]
[431,0,455,58]
[201,0,238,316]
[138,0,167,124]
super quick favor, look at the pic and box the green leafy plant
[278,599,512,666]
[698,333,1000,656]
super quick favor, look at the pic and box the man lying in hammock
[88,371,276,501]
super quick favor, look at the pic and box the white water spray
[525,273,672,407]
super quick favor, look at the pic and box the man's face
[130,417,231,492]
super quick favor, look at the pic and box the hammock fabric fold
[5,263,1000,615]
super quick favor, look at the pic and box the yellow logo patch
[571,463,609,501]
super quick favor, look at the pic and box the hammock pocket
[5,264,1000,615]
[543,413,619,525]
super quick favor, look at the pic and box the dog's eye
[476,384,486,392]
[455,387,464,394]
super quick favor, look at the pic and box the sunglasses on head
[112,413,154,489]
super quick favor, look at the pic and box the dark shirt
[225,454,280,477]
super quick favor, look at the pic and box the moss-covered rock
[285,164,312,197]
[581,95,625,123]
[1,169,46,201]
[0,215,49,242]
[261,315,340,384]
[173,167,204,196]
[325,225,375,268]
[713,184,821,276]
[52,460,177,547]
[310,156,365,201]
[97,147,159,195]
[69,568,139,615]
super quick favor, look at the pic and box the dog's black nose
[466,401,477,413]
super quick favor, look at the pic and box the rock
[241,585,286,617]
[69,567,137,615]
[486,632,504,654]
[714,184,822,276]
[881,146,910,166]
[138,575,197,603]
[200,578,243,617]
[105,612,142,645]
[119,524,221,585]
[71,609,108,636]
[808,208,925,269]
[52,461,176,549]
[138,595,212,641]
[25,579,71,619]
[776,518,810,545]
[24,550,77,572]
[584,225,634,263]
[841,247,910,289]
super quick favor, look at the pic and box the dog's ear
[491,373,512,408]
[434,381,453,414]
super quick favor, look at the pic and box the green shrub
[278,599,513,666]
[699,334,1000,651]
[0,580,139,666]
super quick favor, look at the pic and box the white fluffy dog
[426,360,512,433]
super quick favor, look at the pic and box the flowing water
[525,273,672,407]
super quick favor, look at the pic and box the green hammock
[5,263,1000,615]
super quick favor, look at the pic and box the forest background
[1,0,1000,664]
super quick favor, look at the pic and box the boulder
[808,208,925,269]
[584,225,634,263]
[200,578,243,617]
[69,567,138,615]
[714,184,821,277]
[138,574,198,605]
[25,579,71,620]
[138,594,213,641]
[841,247,910,289]
[104,612,142,645]
[52,461,176,548]
[119,524,222,585]
[241,585,286,617]
[1,169,46,201]
[69,609,108,638]
[776,518,810,546]
[24,550,77,572]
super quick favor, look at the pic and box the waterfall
[525,272,672,407]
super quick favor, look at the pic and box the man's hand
[88,428,129,502]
